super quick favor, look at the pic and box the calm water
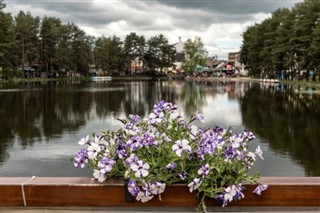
[0,80,319,177]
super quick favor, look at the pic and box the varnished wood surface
[1,177,319,207]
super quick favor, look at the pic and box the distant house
[130,56,147,74]
[173,37,185,72]
[228,52,248,76]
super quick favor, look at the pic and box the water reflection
[240,82,320,176]
[0,80,319,176]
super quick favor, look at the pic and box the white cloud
[4,0,301,59]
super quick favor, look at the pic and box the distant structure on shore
[173,36,185,73]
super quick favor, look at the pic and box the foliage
[183,37,208,74]
[145,34,176,73]
[73,100,267,212]
[241,0,320,78]
[0,0,17,79]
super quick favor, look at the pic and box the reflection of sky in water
[202,94,242,128]
[0,81,315,177]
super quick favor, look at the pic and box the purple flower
[216,184,245,207]
[223,146,237,161]
[115,141,127,159]
[130,160,150,178]
[126,136,143,151]
[198,164,210,178]
[98,157,115,174]
[216,194,229,207]
[233,184,245,201]
[125,153,139,165]
[194,111,204,122]
[178,172,187,180]
[129,114,140,123]
[253,184,268,195]
[127,180,140,196]
[73,148,88,168]
[187,178,202,193]
[243,129,255,140]
[142,133,155,147]
[166,163,177,171]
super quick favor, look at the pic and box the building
[173,37,185,72]
[228,52,248,76]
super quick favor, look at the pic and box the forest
[1,0,319,80]
[240,0,320,79]
[0,0,209,80]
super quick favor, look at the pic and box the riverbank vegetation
[240,0,320,79]
[0,0,319,82]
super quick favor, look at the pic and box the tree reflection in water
[0,80,319,176]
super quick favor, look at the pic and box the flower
[72,100,267,210]
[188,178,202,193]
[98,157,115,174]
[255,146,264,160]
[253,184,268,195]
[194,111,205,122]
[130,160,150,178]
[73,148,88,168]
[151,181,166,195]
[78,135,89,146]
[127,179,140,196]
[166,163,177,171]
[172,139,191,157]
[198,164,210,178]
[87,142,101,159]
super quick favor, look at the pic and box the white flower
[94,135,101,143]
[130,160,150,178]
[255,146,264,160]
[93,169,106,182]
[87,143,101,159]
[78,135,89,146]
[224,185,237,202]
[187,178,202,193]
[172,139,191,157]
[151,182,166,195]
[136,191,154,203]
[190,125,199,139]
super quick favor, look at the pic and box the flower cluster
[73,100,267,211]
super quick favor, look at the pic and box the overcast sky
[4,0,302,59]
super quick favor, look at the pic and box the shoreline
[1,76,320,87]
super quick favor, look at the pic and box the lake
[0,79,319,177]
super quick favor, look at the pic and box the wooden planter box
[1,177,320,207]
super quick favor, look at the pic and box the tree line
[240,0,320,79]
[0,0,208,79]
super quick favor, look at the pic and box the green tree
[145,34,176,73]
[15,11,40,76]
[183,37,208,74]
[0,0,17,79]
[69,24,93,75]
[240,24,264,77]
[94,35,123,75]
[309,22,320,68]
[123,32,146,74]
[39,16,62,73]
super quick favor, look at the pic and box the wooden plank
[1,177,319,207]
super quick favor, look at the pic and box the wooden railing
[1,177,319,207]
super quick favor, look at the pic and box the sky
[4,0,303,59]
